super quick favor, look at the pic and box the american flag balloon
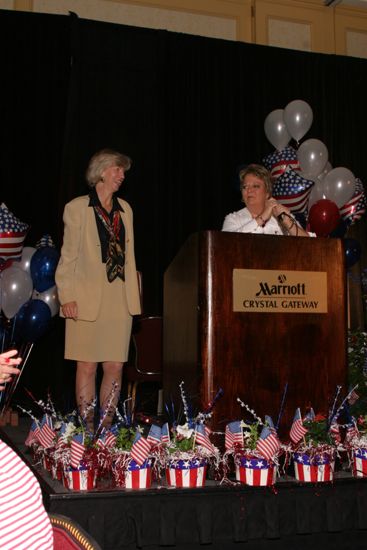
[0,203,29,261]
[272,169,314,213]
[339,178,366,225]
[262,146,300,180]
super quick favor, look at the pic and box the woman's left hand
[0,350,21,390]
[270,199,290,219]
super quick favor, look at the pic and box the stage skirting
[2,426,367,549]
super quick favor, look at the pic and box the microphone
[277,212,286,222]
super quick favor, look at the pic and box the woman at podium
[222,164,313,237]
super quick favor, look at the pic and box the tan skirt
[65,276,132,363]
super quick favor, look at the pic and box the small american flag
[38,414,56,449]
[273,169,314,213]
[290,408,308,444]
[25,420,40,447]
[329,422,341,444]
[262,146,300,180]
[347,388,360,406]
[105,425,119,448]
[70,433,86,468]
[345,422,359,443]
[340,178,366,224]
[256,426,280,461]
[147,424,162,447]
[225,421,243,451]
[131,432,151,466]
[194,424,215,453]
[265,415,276,431]
[160,422,170,444]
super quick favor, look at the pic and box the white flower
[176,423,194,439]
[63,422,77,440]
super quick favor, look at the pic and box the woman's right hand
[61,301,78,320]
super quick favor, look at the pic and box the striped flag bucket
[166,459,207,488]
[235,456,276,486]
[62,467,96,490]
[293,452,335,483]
[353,449,367,477]
[124,459,152,489]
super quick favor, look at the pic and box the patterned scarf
[93,206,125,282]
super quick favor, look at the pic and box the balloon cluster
[263,99,366,268]
[0,237,60,345]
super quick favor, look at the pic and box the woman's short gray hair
[86,148,132,187]
[238,163,273,196]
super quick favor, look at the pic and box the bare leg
[100,361,123,429]
[76,361,98,431]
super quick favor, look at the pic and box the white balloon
[284,99,313,142]
[264,109,291,151]
[297,139,328,178]
[308,181,327,209]
[32,285,60,317]
[17,246,37,274]
[316,161,332,183]
[324,167,356,208]
[1,265,33,319]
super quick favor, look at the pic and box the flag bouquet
[223,400,281,487]
[288,407,337,483]
[343,414,367,478]
[22,394,66,480]
[161,382,221,488]
[110,422,162,489]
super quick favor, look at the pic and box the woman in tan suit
[55,149,141,431]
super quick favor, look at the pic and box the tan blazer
[55,195,141,321]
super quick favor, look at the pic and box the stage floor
[2,418,367,550]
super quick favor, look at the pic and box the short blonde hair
[239,163,273,196]
[86,148,132,187]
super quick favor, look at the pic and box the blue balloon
[343,238,361,269]
[14,299,51,343]
[30,247,60,292]
[329,219,350,238]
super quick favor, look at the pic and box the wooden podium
[163,231,347,434]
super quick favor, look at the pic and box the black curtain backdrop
[1,9,367,407]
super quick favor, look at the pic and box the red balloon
[308,199,340,237]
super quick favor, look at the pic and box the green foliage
[303,416,333,445]
[348,329,367,415]
[169,435,195,453]
[115,426,136,451]
[242,421,261,450]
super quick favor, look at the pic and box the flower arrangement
[161,382,222,487]
[347,328,366,415]
[222,399,282,487]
